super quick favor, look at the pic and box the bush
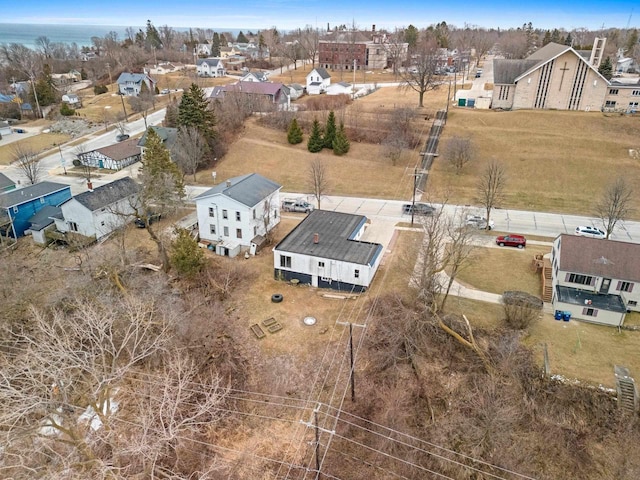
[502,291,543,329]
[93,85,108,95]
[60,103,75,116]
[287,118,303,144]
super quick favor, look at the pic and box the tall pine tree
[323,111,337,149]
[237,31,249,43]
[287,118,303,144]
[307,119,324,153]
[178,83,217,149]
[332,123,350,156]
[598,57,613,80]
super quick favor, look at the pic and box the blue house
[0,182,72,239]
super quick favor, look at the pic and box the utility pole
[120,94,129,121]
[337,321,367,402]
[29,75,42,119]
[58,145,67,175]
[105,62,113,91]
[411,166,418,226]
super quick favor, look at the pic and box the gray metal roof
[69,177,139,212]
[311,67,331,79]
[196,173,281,207]
[28,205,60,230]
[117,72,153,84]
[0,172,16,190]
[197,58,223,67]
[527,42,571,61]
[493,59,539,84]
[0,182,70,209]
[274,210,382,265]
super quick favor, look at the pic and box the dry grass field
[453,245,551,296]
[0,131,70,165]
[430,108,640,217]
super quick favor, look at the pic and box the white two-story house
[116,73,156,97]
[551,234,640,326]
[273,210,383,293]
[195,173,282,257]
[196,58,226,77]
[54,177,140,240]
[306,67,331,95]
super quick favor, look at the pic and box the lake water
[0,23,135,49]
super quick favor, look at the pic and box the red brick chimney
[313,233,319,244]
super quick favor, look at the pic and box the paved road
[1,109,166,193]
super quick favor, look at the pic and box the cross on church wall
[559,62,570,91]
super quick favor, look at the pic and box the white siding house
[273,210,383,292]
[54,177,140,240]
[551,234,640,326]
[195,173,282,257]
[306,67,331,95]
[196,58,226,77]
[326,81,353,96]
[116,73,156,97]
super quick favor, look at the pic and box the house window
[254,226,258,235]
[40,198,45,204]
[629,300,638,306]
[210,225,216,235]
[620,281,634,292]
[253,209,256,219]
[12,206,18,213]
[354,269,360,278]
[583,307,598,317]
[100,221,105,226]
[236,211,241,221]
[567,273,593,285]
[605,100,616,108]
[608,88,619,95]
[632,90,640,96]
[629,102,639,109]
[318,261,325,268]
[69,222,78,232]
[222,209,228,219]
[209,207,215,217]
[280,255,292,268]
[223,226,229,236]
[236,228,242,239]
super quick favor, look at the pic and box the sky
[3,0,639,32]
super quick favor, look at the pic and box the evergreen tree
[323,111,337,149]
[332,123,350,156]
[237,31,249,43]
[287,118,303,144]
[212,33,221,56]
[32,64,56,107]
[550,29,561,43]
[542,31,551,46]
[307,119,324,153]
[404,25,419,51]
[145,20,162,49]
[625,29,639,54]
[564,33,573,46]
[178,83,217,147]
[219,33,227,45]
[170,228,205,277]
[598,56,613,80]
[80,68,87,80]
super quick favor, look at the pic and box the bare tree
[595,177,633,239]
[299,25,320,68]
[399,35,441,107]
[308,158,329,210]
[382,135,410,166]
[441,212,476,310]
[129,93,153,129]
[172,126,208,182]
[72,143,95,186]
[12,144,43,184]
[444,136,475,174]
[476,159,507,230]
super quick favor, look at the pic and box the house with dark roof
[492,39,609,111]
[195,173,282,257]
[306,68,331,95]
[239,71,269,83]
[551,234,640,326]
[116,72,156,97]
[26,205,61,245]
[137,126,178,156]
[0,182,71,240]
[196,58,226,77]
[54,177,140,240]
[273,210,383,292]
[0,173,16,193]
[78,138,141,171]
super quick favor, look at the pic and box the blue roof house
[117,73,156,97]
[0,182,72,239]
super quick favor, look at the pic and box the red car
[496,234,526,249]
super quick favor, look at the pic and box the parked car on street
[402,202,435,216]
[466,214,495,230]
[282,199,314,213]
[496,234,526,248]
[116,133,130,142]
[575,225,605,239]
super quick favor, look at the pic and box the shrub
[93,85,108,95]
[60,103,75,116]
[287,118,303,144]
[502,291,543,329]
[170,228,205,277]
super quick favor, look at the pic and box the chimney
[372,24,376,32]
[327,23,330,32]
[313,233,319,244]
[226,180,231,187]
